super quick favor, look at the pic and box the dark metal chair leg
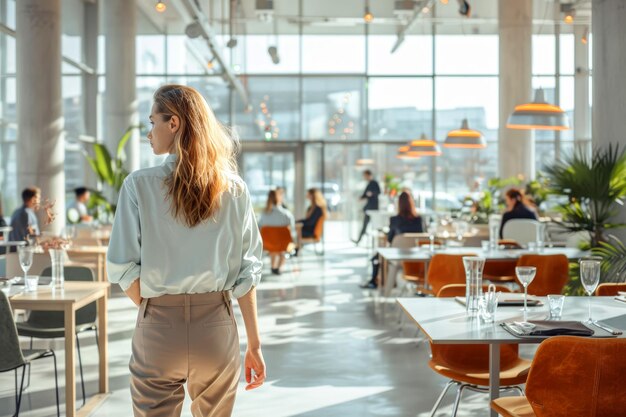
[14,365,26,417]
[24,338,33,391]
[51,352,60,417]
[75,334,86,406]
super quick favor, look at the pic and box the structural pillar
[592,0,626,241]
[498,0,534,180]
[104,0,139,171]
[83,0,99,189]
[16,0,65,234]
[574,25,590,152]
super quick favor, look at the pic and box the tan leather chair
[492,336,626,417]
[428,283,530,417]
[595,283,626,296]
[427,254,477,296]
[516,254,569,296]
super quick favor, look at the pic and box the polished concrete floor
[0,224,521,417]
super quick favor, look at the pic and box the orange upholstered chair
[402,240,441,294]
[491,336,626,417]
[595,283,626,296]
[260,226,293,253]
[426,254,477,296]
[436,283,512,298]
[515,254,569,296]
[483,260,518,284]
[428,286,530,416]
[300,215,325,254]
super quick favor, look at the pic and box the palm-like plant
[544,144,626,247]
[81,126,141,218]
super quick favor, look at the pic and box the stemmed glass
[427,219,437,251]
[516,266,537,320]
[18,246,34,283]
[580,259,601,323]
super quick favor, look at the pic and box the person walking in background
[361,191,423,289]
[500,187,538,238]
[107,85,265,417]
[67,186,93,223]
[353,170,380,245]
[258,189,295,274]
[9,187,41,248]
[295,188,327,255]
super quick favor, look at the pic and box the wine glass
[427,219,437,251]
[580,259,601,323]
[516,266,537,320]
[18,246,34,283]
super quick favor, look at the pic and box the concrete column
[82,0,99,188]
[104,0,139,171]
[16,0,65,234]
[592,0,626,241]
[574,25,590,152]
[498,0,534,180]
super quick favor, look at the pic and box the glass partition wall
[0,0,590,228]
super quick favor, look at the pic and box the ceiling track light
[457,0,471,17]
[155,1,166,13]
[364,7,374,23]
[561,3,575,24]
[581,26,589,44]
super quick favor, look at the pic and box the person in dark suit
[295,188,327,255]
[361,191,424,289]
[500,187,538,238]
[353,170,381,245]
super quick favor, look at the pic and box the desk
[67,246,108,282]
[377,246,587,295]
[397,296,626,417]
[9,281,110,417]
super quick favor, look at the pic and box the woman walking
[107,85,265,417]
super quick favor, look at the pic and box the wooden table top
[8,281,110,310]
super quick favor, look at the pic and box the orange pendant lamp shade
[506,88,570,131]
[444,119,486,149]
[407,133,442,156]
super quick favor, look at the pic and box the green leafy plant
[544,144,626,247]
[81,125,141,218]
[544,144,626,294]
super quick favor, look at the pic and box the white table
[377,246,588,295]
[397,296,626,417]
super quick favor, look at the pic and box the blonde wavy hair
[153,85,239,227]
[306,188,328,218]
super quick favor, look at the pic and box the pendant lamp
[506,88,570,131]
[396,145,413,159]
[444,119,486,149]
[407,133,442,156]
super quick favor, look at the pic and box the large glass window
[368,77,433,140]
[302,77,365,140]
[367,35,433,75]
[301,35,366,74]
[435,35,498,75]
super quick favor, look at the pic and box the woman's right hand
[244,347,266,390]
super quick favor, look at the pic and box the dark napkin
[527,320,594,336]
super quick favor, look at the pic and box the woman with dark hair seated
[294,188,327,254]
[500,187,537,238]
[361,191,424,289]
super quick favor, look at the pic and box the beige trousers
[130,291,240,417]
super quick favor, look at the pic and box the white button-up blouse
[106,154,263,299]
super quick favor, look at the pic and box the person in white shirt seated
[258,189,295,275]
[67,187,93,224]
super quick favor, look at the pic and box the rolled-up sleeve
[232,187,263,299]
[107,177,142,291]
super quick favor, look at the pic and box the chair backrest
[427,253,477,295]
[516,254,569,296]
[429,285,522,377]
[595,283,626,296]
[525,336,626,417]
[390,234,418,248]
[0,291,26,372]
[313,215,325,241]
[401,239,443,279]
[260,226,293,253]
[436,283,512,297]
[5,252,52,278]
[502,219,543,246]
[483,259,518,279]
[28,266,96,327]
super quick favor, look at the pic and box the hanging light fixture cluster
[397,122,486,160]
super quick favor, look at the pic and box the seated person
[0,201,7,255]
[362,191,424,289]
[67,186,93,223]
[9,187,41,251]
[500,188,538,238]
[258,190,295,275]
[295,188,327,253]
